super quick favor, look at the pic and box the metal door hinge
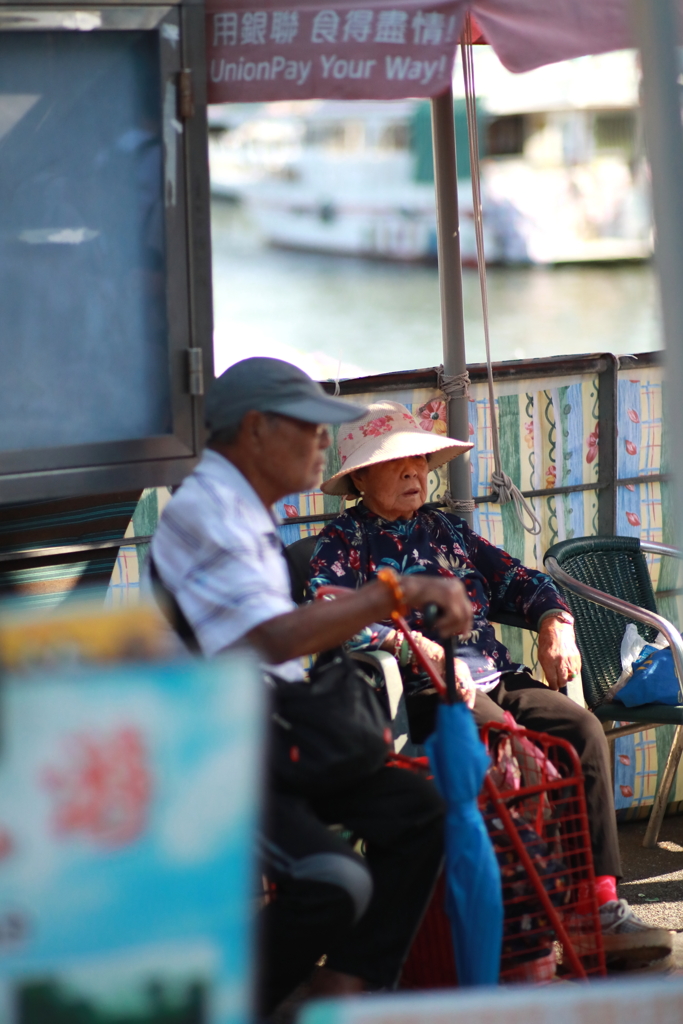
[187,348,204,396]
[178,69,194,120]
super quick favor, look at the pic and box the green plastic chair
[544,535,683,848]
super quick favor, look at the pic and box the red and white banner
[206,0,683,104]
[206,0,465,103]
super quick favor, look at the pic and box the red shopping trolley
[315,583,606,985]
[401,718,607,986]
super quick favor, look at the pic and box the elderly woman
[309,399,660,950]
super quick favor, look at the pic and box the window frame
[0,1,213,502]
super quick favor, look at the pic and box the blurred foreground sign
[206,1,464,102]
[301,976,683,1024]
[0,656,261,1024]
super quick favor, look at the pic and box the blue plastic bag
[614,644,682,706]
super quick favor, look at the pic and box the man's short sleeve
[150,467,297,660]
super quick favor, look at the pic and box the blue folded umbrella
[425,700,503,986]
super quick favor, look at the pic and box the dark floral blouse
[308,503,569,686]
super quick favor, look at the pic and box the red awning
[206,0,683,103]
[472,0,639,74]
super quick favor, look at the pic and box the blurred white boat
[209,100,512,263]
[209,52,652,265]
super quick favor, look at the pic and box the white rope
[444,492,476,514]
[438,365,470,399]
[461,22,541,536]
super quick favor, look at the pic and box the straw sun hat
[321,400,473,497]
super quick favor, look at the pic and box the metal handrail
[545,549,683,848]
[544,555,683,694]
[641,540,683,559]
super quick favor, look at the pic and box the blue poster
[0,655,262,1024]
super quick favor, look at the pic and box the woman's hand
[411,635,476,709]
[454,658,476,709]
[538,618,582,690]
[413,633,446,668]
[402,576,473,638]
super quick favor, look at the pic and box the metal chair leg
[643,723,683,848]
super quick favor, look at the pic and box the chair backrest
[544,536,659,709]
[285,535,534,631]
[285,535,318,605]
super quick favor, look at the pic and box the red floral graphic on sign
[625,439,638,456]
[627,408,640,423]
[620,785,634,798]
[625,484,635,492]
[284,504,299,518]
[586,422,599,464]
[625,511,641,527]
[523,421,534,449]
[360,416,393,438]
[618,754,631,766]
[418,400,447,435]
[42,727,151,848]
[545,465,557,489]
[0,829,13,861]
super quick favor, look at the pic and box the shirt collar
[196,448,280,529]
[354,501,421,532]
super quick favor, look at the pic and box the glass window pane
[0,30,172,452]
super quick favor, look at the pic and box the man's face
[262,414,331,495]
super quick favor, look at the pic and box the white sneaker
[600,899,657,934]
[599,899,672,966]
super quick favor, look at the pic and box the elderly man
[150,358,472,1015]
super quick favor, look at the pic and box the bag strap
[148,555,201,654]
[149,540,302,653]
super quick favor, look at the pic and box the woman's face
[352,456,429,520]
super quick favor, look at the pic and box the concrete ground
[616,815,683,969]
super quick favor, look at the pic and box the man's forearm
[233,573,473,665]
[241,581,394,663]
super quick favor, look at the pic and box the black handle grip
[423,602,440,630]
[423,604,459,704]
[442,635,458,704]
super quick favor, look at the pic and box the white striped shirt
[150,449,304,680]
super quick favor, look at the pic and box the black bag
[269,648,392,796]
[149,556,392,796]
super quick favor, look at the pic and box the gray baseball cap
[205,357,368,433]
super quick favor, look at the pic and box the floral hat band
[321,399,473,497]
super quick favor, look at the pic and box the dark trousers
[257,766,444,1014]
[473,672,622,879]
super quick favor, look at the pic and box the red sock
[594,875,618,906]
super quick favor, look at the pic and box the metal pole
[431,86,473,525]
[633,0,683,521]
[631,0,683,847]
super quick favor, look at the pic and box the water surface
[211,200,661,379]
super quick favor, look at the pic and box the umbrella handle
[418,604,459,705]
[442,635,459,705]
[423,602,439,629]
